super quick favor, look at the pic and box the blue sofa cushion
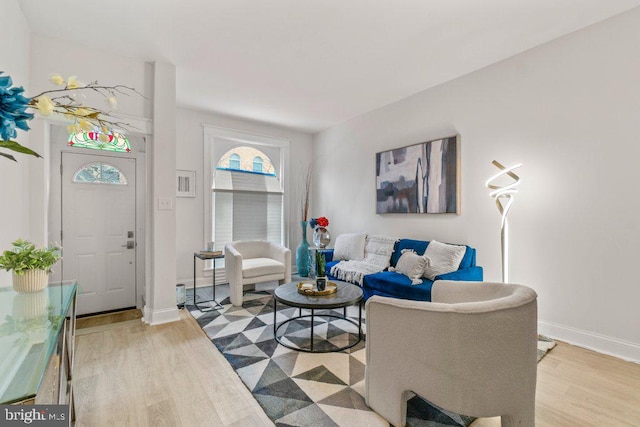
[435,266,484,282]
[390,239,476,269]
[390,239,430,267]
[363,271,434,301]
[458,247,476,269]
[326,260,340,280]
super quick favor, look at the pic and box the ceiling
[18,0,640,133]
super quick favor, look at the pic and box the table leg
[273,297,277,337]
[193,254,196,305]
[343,306,347,318]
[310,309,315,352]
[358,301,362,340]
[212,258,216,302]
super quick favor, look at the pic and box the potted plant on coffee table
[0,239,61,293]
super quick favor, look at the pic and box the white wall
[175,107,313,285]
[26,34,154,246]
[314,8,640,361]
[28,35,152,119]
[22,31,180,324]
[0,0,32,287]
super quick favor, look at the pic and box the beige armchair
[365,280,538,427]
[225,240,291,307]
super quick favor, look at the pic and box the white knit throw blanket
[330,260,384,286]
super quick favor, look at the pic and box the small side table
[193,252,225,311]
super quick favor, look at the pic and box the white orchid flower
[50,74,65,86]
[67,76,79,89]
[35,96,55,116]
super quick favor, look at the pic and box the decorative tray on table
[297,281,338,296]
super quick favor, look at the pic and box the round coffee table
[273,280,363,353]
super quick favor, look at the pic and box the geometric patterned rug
[188,290,554,427]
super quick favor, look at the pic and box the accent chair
[365,280,538,427]
[225,240,291,306]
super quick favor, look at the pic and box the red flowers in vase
[310,217,329,228]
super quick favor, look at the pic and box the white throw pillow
[333,233,367,261]
[422,240,466,280]
[363,235,397,269]
[389,249,426,285]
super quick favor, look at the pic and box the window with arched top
[72,162,128,185]
[252,156,263,173]
[229,153,241,170]
[212,146,282,249]
[217,147,276,176]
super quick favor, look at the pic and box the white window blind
[212,169,283,250]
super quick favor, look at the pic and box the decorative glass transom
[73,162,128,185]
[68,130,131,153]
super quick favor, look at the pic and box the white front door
[61,152,136,315]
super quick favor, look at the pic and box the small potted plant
[0,239,61,293]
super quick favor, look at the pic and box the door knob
[122,241,135,249]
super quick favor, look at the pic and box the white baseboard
[142,305,181,325]
[539,320,640,364]
[179,268,227,287]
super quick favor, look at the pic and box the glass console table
[0,281,78,419]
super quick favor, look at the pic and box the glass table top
[0,281,77,404]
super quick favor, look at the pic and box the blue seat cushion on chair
[363,271,434,301]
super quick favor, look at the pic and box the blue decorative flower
[0,72,34,142]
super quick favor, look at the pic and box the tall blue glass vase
[296,221,310,277]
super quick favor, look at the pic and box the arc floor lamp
[486,160,522,283]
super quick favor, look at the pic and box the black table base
[273,299,363,353]
[193,252,224,312]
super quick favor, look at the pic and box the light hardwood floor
[74,309,640,427]
[74,310,271,426]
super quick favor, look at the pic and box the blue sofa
[324,238,483,301]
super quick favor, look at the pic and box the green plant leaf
[0,239,61,274]
[0,140,43,158]
[0,151,17,161]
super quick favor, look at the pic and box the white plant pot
[12,269,49,293]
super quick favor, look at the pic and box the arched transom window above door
[68,130,131,153]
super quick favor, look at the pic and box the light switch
[158,197,173,210]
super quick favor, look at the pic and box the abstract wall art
[376,135,460,214]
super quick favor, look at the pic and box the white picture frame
[176,170,196,198]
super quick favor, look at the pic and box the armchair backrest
[225,240,284,259]
[366,280,537,417]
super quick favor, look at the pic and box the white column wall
[144,62,180,325]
